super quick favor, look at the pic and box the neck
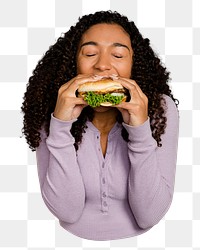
[92,108,118,133]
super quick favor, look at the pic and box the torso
[91,107,119,158]
[100,132,108,157]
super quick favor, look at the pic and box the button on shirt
[36,95,179,241]
[76,121,131,217]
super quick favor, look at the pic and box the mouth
[93,74,118,80]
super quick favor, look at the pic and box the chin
[93,106,113,113]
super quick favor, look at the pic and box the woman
[22,11,179,241]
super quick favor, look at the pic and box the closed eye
[113,54,123,58]
[86,54,96,57]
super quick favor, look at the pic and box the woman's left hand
[113,77,148,127]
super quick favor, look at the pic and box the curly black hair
[21,10,178,151]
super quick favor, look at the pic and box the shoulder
[161,94,179,116]
[161,94,179,135]
[162,94,176,106]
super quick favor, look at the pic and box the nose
[94,53,112,72]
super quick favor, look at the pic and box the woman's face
[77,23,133,78]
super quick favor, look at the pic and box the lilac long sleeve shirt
[36,94,179,241]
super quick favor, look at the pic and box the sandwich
[77,78,128,108]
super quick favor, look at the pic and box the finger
[58,75,85,92]
[115,77,145,99]
[115,78,142,103]
[60,74,96,95]
[123,78,144,96]
[114,101,133,110]
[70,75,95,92]
[73,97,88,105]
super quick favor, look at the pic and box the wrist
[123,118,156,146]
[53,111,73,122]
[128,116,148,127]
[52,113,76,123]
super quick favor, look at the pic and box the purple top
[36,94,179,241]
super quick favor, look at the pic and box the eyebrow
[80,41,97,48]
[80,41,130,51]
[113,42,130,51]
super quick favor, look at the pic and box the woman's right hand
[53,75,94,121]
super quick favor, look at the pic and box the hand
[53,75,94,121]
[113,77,148,126]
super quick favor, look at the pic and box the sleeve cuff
[122,118,156,147]
[46,114,77,147]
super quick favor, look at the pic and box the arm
[123,95,179,229]
[36,75,98,223]
[36,115,85,223]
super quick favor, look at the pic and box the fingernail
[111,74,118,80]
[93,75,104,80]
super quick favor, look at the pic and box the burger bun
[78,78,124,94]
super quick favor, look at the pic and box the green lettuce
[84,92,124,108]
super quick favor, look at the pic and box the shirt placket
[96,133,110,213]
[101,161,108,213]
